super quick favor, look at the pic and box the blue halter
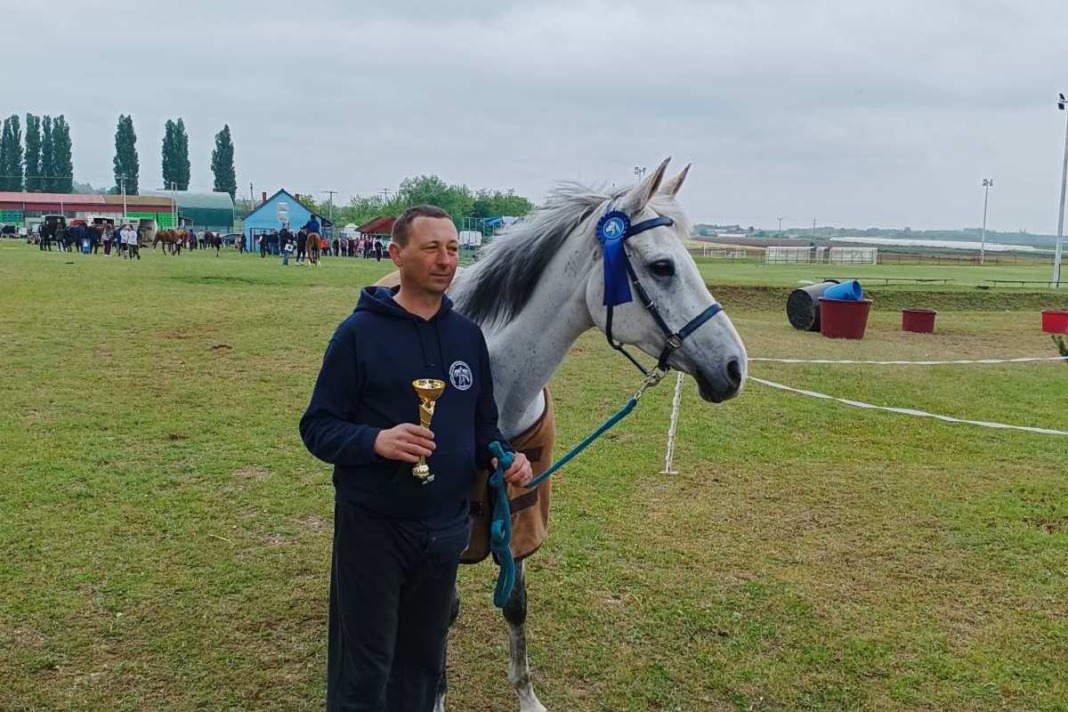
[597,209,724,374]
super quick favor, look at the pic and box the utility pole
[323,190,337,224]
[778,216,783,235]
[380,188,391,203]
[120,174,127,218]
[170,181,178,229]
[1054,93,1067,287]
[249,182,254,206]
[633,165,646,181]
[980,178,993,266]
[812,218,817,237]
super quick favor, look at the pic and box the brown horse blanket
[372,272,554,562]
[463,390,554,563]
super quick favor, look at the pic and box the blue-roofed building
[241,189,331,243]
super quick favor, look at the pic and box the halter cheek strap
[602,212,725,376]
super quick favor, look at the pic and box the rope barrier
[749,355,1068,366]
[750,376,1068,437]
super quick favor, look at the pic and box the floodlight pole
[634,166,646,181]
[1054,94,1068,288]
[120,174,127,218]
[324,190,337,224]
[980,178,993,266]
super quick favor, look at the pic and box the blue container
[824,279,863,301]
[80,238,90,254]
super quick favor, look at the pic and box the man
[303,213,322,237]
[121,224,140,260]
[300,204,532,711]
[296,229,308,264]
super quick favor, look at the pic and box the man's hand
[493,452,534,488]
[374,424,435,463]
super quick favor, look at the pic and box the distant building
[355,216,395,241]
[142,190,235,232]
[242,189,333,242]
[0,191,175,231]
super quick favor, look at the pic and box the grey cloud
[6,0,1068,231]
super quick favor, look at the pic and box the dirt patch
[232,465,270,481]
[264,533,288,547]
[297,514,327,532]
[160,325,220,340]
[1029,515,1067,534]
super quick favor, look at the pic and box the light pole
[323,190,337,225]
[170,181,178,229]
[777,216,783,235]
[980,178,993,266]
[1054,93,1068,287]
[120,174,127,218]
[633,165,646,181]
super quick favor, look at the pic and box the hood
[355,286,454,322]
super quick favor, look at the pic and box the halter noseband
[599,210,724,377]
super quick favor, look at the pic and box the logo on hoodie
[449,361,473,391]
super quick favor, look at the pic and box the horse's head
[583,159,747,403]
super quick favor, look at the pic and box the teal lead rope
[487,442,515,608]
[485,369,666,607]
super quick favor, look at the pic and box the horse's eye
[649,259,675,277]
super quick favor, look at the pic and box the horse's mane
[452,182,689,328]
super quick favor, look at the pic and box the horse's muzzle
[694,357,744,403]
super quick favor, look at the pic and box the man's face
[389,217,459,296]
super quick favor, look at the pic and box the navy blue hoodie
[300,286,511,529]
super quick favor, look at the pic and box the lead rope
[485,368,666,607]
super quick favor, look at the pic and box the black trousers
[327,502,469,712]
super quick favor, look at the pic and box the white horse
[434,158,748,711]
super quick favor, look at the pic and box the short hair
[391,204,453,246]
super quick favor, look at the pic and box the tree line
[0,115,73,192]
[0,113,237,199]
[285,174,535,228]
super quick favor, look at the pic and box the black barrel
[787,280,839,331]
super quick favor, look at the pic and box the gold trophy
[411,378,446,485]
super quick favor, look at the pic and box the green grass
[696,258,1061,289]
[1,241,1066,711]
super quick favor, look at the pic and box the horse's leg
[504,559,547,712]
[432,586,461,712]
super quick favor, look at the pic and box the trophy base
[412,463,434,486]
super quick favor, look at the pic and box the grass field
[1,241,1066,711]
[695,258,1062,289]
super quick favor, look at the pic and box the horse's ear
[660,163,691,198]
[622,157,671,214]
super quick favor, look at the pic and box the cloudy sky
[7,0,1068,232]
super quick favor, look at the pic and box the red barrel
[902,308,937,334]
[818,298,873,339]
[1042,310,1068,333]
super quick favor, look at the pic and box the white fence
[828,247,878,264]
[765,246,878,264]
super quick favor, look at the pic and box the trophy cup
[411,378,446,485]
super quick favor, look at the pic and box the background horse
[380,159,747,711]
[153,229,187,255]
[203,231,222,256]
[305,231,321,266]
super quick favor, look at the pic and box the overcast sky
[7,0,1068,232]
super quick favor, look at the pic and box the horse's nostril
[726,358,742,389]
